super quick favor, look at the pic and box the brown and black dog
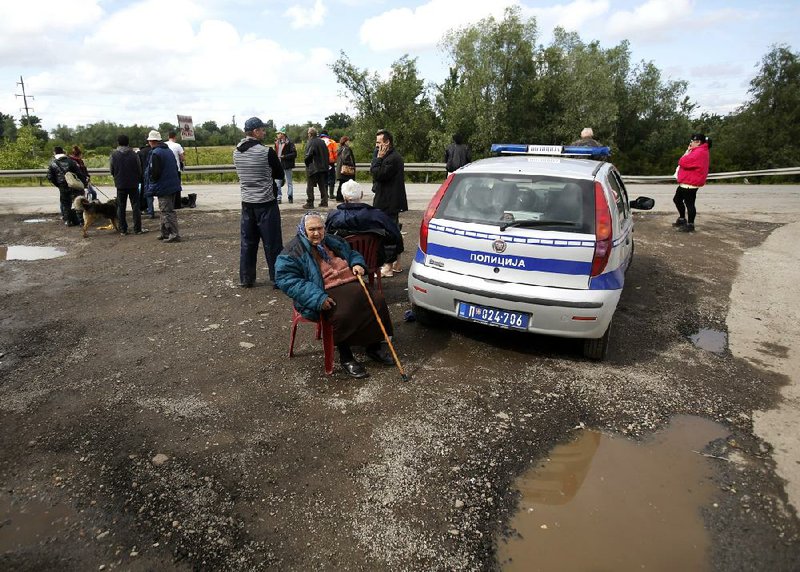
[72,196,119,238]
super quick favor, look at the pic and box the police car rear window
[435,174,595,234]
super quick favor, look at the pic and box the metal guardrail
[2,164,799,180]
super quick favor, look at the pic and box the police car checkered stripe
[429,223,595,248]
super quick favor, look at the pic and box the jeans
[116,187,142,233]
[276,169,294,201]
[158,196,180,239]
[240,201,283,285]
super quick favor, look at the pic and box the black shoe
[319,201,329,208]
[342,360,369,378]
[288,197,293,204]
[164,236,181,243]
[672,217,687,227]
[302,203,313,209]
[134,229,149,235]
[680,223,695,232]
[120,230,128,235]
[239,282,254,288]
[366,345,394,365]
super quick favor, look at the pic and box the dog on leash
[72,196,119,238]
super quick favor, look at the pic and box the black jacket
[110,146,142,189]
[304,136,329,176]
[370,147,408,215]
[137,146,152,184]
[277,139,297,169]
[445,143,471,172]
[46,155,86,190]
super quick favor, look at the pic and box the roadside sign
[177,115,195,141]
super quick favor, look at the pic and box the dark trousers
[116,187,142,233]
[326,165,336,197]
[240,201,283,285]
[673,186,698,224]
[59,187,81,225]
[306,172,327,206]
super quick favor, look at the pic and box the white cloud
[284,0,327,30]
[360,0,517,52]
[606,0,693,42]
[525,0,610,33]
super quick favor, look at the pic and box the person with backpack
[47,146,88,227]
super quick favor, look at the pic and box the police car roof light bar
[491,143,611,157]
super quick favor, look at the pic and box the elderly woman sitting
[275,212,395,378]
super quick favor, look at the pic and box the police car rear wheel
[583,323,611,361]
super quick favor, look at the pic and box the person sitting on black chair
[324,180,404,278]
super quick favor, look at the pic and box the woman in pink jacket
[673,133,711,232]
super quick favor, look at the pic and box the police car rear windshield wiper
[499,219,578,231]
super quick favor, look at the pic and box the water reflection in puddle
[0,245,66,261]
[22,218,52,223]
[689,328,727,354]
[499,416,728,572]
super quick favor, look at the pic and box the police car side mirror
[630,196,655,210]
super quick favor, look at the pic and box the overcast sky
[0,0,796,134]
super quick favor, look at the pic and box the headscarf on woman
[296,211,331,262]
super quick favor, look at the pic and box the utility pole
[232,115,236,128]
[15,76,34,123]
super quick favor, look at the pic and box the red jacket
[677,143,710,187]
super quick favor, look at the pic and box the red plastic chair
[344,233,383,293]
[288,308,335,375]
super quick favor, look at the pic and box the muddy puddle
[498,416,728,571]
[689,328,728,354]
[0,496,75,552]
[0,245,66,261]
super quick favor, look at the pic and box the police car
[408,144,654,360]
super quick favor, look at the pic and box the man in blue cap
[233,117,285,288]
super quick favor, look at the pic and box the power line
[15,76,34,123]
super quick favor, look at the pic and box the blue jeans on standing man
[275,169,293,203]
[240,200,283,286]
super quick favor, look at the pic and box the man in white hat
[143,130,182,243]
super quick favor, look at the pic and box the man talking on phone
[370,129,408,278]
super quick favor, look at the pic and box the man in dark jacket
[143,130,182,243]
[46,146,87,226]
[303,127,329,209]
[445,133,471,174]
[370,129,408,275]
[233,117,285,288]
[275,129,296,204]
[137,141,154,218]
[110,134,144,235]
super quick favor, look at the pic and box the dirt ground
[1,208,799,571]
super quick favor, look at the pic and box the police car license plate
[457,302,530,331]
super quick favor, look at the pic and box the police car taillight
[591,181,613,277]
[419,174,454,254]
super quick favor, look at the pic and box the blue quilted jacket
[275,233,366,321]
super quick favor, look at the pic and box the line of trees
[1,7,797,178]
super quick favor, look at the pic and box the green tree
[0,112,17,141]
[19,114,49,143]
[722,45,800,171]
[331,52,438,162]
[0,126,42,169]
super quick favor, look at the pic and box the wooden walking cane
[356,273,409,382]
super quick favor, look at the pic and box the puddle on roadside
[0,245,66,261]
[498,415,728,572]
[689,328,728,354]
[22,218,52,223]
[0,496,75,552]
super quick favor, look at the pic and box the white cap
[147,130,162,141]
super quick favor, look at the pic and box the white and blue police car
[408,144,654,360]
